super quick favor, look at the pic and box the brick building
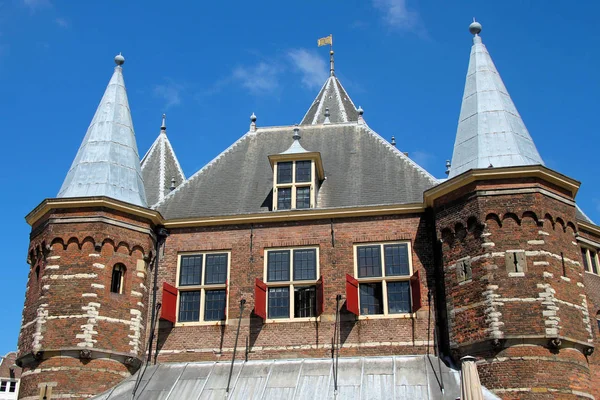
[16,22,600,399]
[0,352,21,400]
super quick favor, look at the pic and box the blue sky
[1,0,599,355]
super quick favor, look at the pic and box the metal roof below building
[92,355,500,400]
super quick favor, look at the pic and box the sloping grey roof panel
[57,65,147,207]
[141,128,186,207]
[449,33,544,179]
[157,124,439,219]
[300,76,359,125]
[91,356,501,400]
[576,204,595,225]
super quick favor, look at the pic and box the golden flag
[317,35,332,47]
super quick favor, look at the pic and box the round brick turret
[17,200,156,399]
[429,166,595,399]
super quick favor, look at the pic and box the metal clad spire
[58,54,148,207]
[448,21,544,179]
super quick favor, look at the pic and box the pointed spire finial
[293,125,301,141]
[330,50,335,76]
[469,19,482,35]
[324,107,331,124]
[250,112,257,133]
[114,52,125,66]
[445,160,451,176]
[391,136,396,147]
[161,114,166,131]
[170,177,176,191]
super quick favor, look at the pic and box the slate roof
[157,123,439,220]
[57,59,147,207]
[449,27,544,178]
[141,120,186,208]
[91,355,500,400]
[576,205,595,225]
[300,76,359,125]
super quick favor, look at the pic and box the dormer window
[269,126,324,211]
[274,160,314,210]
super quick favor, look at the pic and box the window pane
[267,251,290,282]
[296,187,311,209]
[179,291,200,322]
[294,286,316,318]
[0,381,6,391]
[357,246,382,277]
[387,281,411,313]
[384,244,410,276]
[296,161,312,183]
[277,162,293,184]
[204,289,226,321]
[591,251,598,274]
[9,382,15,393]
[278,188,292,210]
[268,287,289,318]
[582,248,590,272]
[205,254,228,284]
[111,266,123,293]
[293,249,316,280]
[180,255,202,286]
[359,283,383,315]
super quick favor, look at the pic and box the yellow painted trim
[579,221,600,237]
[165,204,426,228]
[424,165,580,207]
[25,197,163,227]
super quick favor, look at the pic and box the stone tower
[427,22,595,399]
[16,55,157,399]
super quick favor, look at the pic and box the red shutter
[345,274,359,316]
[316,276,325,316]
[160,282,178,323]
[410,270,422,312]
[223,279,228,320]
[254,278,267,319]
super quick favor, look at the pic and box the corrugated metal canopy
[92,355,501,400]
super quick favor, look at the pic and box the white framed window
[581,247,599,275]
[273,160,315,210]
[353,242,414,318]
[176,251,230,325]
[262,247,321,321]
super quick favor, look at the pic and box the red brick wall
[434,177,594,398]
[18,207,154,399]
[152,214,437,364]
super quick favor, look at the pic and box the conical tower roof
[57,54,147,207]
[141,114,186,207]
[448,21,544,179]
[300,51,359,125]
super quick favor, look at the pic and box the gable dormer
[268,126,324,211]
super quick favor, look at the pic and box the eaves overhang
[25,196,163,227]
[163,203,425,229]
[423,165,580,207]
[578,221,600,237]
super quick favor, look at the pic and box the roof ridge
[158,135,166,203]
[140,132,162,166]
[331,76,348,122]
[311,77,332,125]
[362,125,440,185]
[163,137,186,181]
[155,131,252,208]
[299,78,329,125]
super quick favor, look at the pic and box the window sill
[584,270,600,276]
[264,316,321,324]
[358,313,415,320]
[175,320,228,327]
[508,272,525,277]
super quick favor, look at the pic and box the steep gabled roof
[300,75,359,125]
[157,123,439,220]
[141,115,186,207]
[449,22,544,179]
[57,55,147,207]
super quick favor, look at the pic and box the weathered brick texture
[434,177,595,398]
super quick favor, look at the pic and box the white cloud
[55,17,69,28]
[232,62,280,95]
[23,0,51,11]
[409,150,435,170]
[153,80,184,109]
[372,0,420,31]
[288,49,328,90]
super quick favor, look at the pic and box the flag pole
[329,34,334,76]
